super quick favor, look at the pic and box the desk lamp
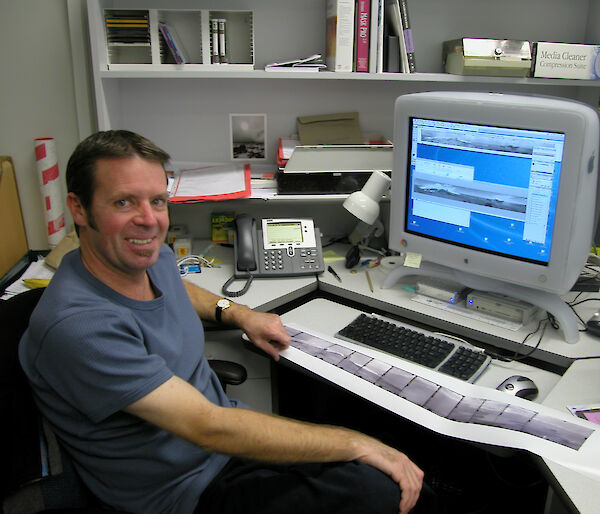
[343,170,391,245]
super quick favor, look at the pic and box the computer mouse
[586,312,600,337]
[496,375,538,400]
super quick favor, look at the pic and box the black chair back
[0,288,46,497]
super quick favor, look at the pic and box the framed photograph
[230,113,267,160]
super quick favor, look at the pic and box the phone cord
[222,273,254,297]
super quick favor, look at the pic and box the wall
[0,0,89,251]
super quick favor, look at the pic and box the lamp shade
[343,170,391,225]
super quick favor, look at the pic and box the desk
[541,360,600,514]
[319,247,600,369]
[191,241,600,513]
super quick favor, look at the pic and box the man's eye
[153,197,167,207]
[115,199,129,207]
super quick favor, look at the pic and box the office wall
[0,1,85,250]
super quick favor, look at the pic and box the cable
[221,272,254,297]
[176,254,217,277]
[484,316,549,364]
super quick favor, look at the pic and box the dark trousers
[195,457,440,514]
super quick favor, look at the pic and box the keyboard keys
[336,313,490,382]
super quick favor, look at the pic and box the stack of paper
[265,54,326,72]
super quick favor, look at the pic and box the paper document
[169,163,251,203]
[2,259,55,299]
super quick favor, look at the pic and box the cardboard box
[533,42,600,79]
[296,112,363,145]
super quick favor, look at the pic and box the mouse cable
[485,317,548,363]
[572,355,600,361]
[510,320,547,362]
[568,296,600,308]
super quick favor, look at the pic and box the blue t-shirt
[19,245,232,513]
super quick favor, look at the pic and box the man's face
[69,155,169,280]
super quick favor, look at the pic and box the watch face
[217,299,231,308]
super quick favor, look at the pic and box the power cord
[176,254,217,277]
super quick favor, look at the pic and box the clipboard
[0,157,28,278]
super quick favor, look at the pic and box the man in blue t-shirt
[20,130,434,514]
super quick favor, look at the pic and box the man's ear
[67,192,88,228]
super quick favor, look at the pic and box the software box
[533,42,600,79]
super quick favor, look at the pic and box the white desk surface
[278,297,561,401]
[320,248,600,365]
[541,359,600,514]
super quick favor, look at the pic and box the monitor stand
[381,261,579,343]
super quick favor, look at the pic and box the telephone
[233,214,324,277]
[222,214,324,297]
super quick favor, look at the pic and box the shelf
[97,68,600,87]
[169,193,391,204]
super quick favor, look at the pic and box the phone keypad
[262,248,321,273]
[264,250,284,271]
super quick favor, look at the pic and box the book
[218,19,228,63]
[398,0,416,72]
[384,0,409,73]
[210,19,219,63]
[385,35,400,72]
[326,0,355,72]
[355,0,371,72]
[158,22,188,64]
[369,0,384,73]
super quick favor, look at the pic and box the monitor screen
[406,117,565,266]
[389,92,599,297]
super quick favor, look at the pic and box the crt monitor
[385,91,599,342]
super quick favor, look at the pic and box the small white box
[173,237,192,257]
[533,42,600,80]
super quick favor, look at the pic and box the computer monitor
[384,92,599,343]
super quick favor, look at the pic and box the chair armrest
[208,359,248,387]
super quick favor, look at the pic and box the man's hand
[356,438,424,514]
[182,281,290,360]
[231,307,291,361]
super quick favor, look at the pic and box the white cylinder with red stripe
[34,137,66,248]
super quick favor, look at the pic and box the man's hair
[66,130,171,213]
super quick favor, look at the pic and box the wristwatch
[215,298,232,323]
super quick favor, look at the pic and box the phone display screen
[266,221,304,244]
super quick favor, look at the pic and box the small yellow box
[211,212,235,243]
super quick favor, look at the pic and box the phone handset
[222,214,257,297]
[234,213,258,273]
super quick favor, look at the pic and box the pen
[327,265,342,282]
[365,271,374,293]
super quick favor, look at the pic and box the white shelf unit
[96,5,254,70]
[84,0,600,239]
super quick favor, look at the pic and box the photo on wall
[230,113,267,160]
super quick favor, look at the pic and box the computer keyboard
[335,313,491,382]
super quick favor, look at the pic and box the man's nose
[133,202,156,224]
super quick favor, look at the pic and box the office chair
[0,287,247,514]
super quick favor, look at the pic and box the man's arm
[183,280,290,360]
[125,375,423,514]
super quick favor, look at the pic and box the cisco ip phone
[222,214,324,297]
